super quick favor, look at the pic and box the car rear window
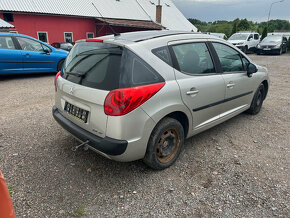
[62,42,164,91]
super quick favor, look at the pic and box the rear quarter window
[152,46,172,66]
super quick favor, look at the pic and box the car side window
[212,43,244,72]
[241,56,250,70]
[248,34,253,41]
[0,36,16,50]
[172,42,215,75]
[254,34,259,40]
[16,37,44,52]
[152,46,172,66]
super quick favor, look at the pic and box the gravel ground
[0,54,289,217]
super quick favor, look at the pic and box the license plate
[64,102,89,123]
[263,48,271,50]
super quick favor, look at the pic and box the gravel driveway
[0,54,289,217]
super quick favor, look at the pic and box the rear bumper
[52,106,128,156]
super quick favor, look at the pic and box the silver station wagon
[53,31,269,170]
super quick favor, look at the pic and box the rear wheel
[247,84,265,115]
[57,59,65,72]
[243,46,248,54]
[143,118,184,170]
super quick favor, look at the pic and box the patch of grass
[72,204,86,217]
[7,185,15,195]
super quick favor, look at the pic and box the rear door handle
[227,83,235,88]
[186,90,199,95]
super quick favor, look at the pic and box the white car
[228,32,260,53]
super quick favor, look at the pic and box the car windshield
[262,36,282,43]
[229,34,248,40]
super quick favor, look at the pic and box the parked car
[53,31,269,170]
[256,35,288,55]
[228,32,260,53]
[0,33,68,75]
[51,42,73,51]
[204,32,227,40]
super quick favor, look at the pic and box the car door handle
[227,83,235,88]
[186,90,199,95]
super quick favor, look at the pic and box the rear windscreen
[62,42,164,91]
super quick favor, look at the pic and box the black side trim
[0,61,55,63]
[193,91,253,112]
[52,106,128,156]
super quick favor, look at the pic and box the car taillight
[54,71,61,92]
[104,82,165,116]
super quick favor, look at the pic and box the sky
[171,0,290,22]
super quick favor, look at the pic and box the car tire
[246,84,265,115]
[244,46,248,54]
[57,59,65,72]
[278,48,282,55]
[143,117,184,170]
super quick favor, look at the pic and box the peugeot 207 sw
[53,31,269,170]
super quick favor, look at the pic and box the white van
[228,32,260,53]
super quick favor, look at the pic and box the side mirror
[43,47,50,54]
[248,38,253,41]
[247,63,258,77]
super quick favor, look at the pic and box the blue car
[0,33,68,75]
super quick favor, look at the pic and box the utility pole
[267,0,285,30]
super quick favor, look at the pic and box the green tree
[237,19,250,31]
[231,22,238,35]
[261,26,268,40]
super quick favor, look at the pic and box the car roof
[95,30,218,44]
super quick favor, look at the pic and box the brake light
[54,71,61,92]
[104,83,165,116]
[86,38,105,42]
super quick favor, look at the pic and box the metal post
[267,0,285,30]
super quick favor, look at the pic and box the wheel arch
[151,110,191,139]
[262,80,269,100]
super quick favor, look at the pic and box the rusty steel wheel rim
[156,128,181,164]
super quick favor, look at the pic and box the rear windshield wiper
[65,71,87,77]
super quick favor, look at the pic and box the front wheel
[143,118,184,170]
[246,84,265,115]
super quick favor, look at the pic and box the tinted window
[119,49,163,87]
[212,43,244,72]
[152,46,172,66]
[63,42,164,91]
[254,34,259,40]
[172,42,215,75]
[17,37,44,52]
[0,36,15,49]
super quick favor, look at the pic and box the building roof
[0,18,14,28]
[0,0,197,32]
[97,18,164,30]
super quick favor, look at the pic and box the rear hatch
[55,41,123,138]
[55,40,165,138]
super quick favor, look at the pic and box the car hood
[256,64,267,73]
[228,40,245,44]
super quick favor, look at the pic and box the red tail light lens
[104,82,165,116]
[54,71,61,92]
